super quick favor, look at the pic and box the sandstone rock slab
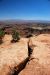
[19,34,50,75]
[0,35,28,75]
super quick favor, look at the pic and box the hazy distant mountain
[0,19,50,24]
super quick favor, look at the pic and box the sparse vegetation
[0,29,5,44]
[11,29,20,43]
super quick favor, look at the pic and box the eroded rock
[19,34,50,75]
[0,34,28,75]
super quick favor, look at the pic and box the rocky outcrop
[0,35,28,75]
[19,34,50,75]
[0,34,50,75]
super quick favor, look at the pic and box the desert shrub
[11,29,20,43]
[0,29,5,44]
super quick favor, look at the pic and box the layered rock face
[19,34,50,75]
[0,35,28,75]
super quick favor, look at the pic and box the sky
[0,0,50,21]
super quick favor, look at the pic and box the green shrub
[12,29,20,42]
[0,29,5,44]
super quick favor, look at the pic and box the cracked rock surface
[0,34,50,75]
[0,34,28,75]
[19,34,50,75]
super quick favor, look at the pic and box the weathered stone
[19,34,50,75]
[0,34,28,75]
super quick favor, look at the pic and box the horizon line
[0,19,50,21]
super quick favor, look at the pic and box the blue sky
[0,0,50,20]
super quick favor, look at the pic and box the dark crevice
[9,39,33,75]
[28,42,33,57]
[10,57,29,75]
